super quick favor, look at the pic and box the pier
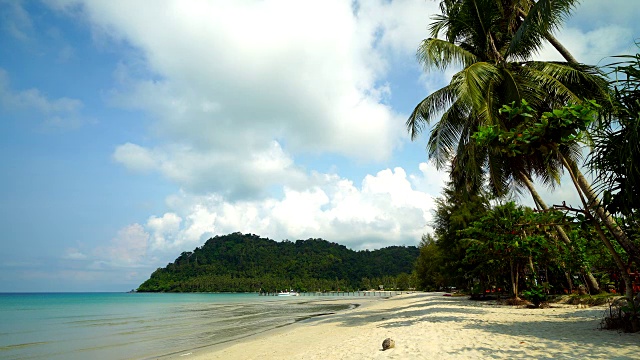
[258,291,410,297]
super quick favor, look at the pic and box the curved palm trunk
[562,157,640,266]
[592,219,634,299]
[560,159,634,298]
[518,172,601,293]
[517,5,579,64]
[544,32,578,63]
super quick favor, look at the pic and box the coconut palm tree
[407,0,607,161]
[407,0,611,291]
[589,49,640,217]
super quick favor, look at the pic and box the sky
[1,0,638,292]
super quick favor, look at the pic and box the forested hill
[137,232,419,292]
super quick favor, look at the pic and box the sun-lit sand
[176,292,639,360]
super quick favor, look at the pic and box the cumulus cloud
[41,0,444,199]
[531,0,639,65]
[112,142,158,172]
[137,164,437,252]
[45,1,631,258]
[146,212,182,250]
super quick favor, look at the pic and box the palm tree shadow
[312,294,487,328]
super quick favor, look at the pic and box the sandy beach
[170,292,639,360]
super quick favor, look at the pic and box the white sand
[176,292,639,359]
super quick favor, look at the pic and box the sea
[0,292,357,360]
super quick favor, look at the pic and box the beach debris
[382,338,395,350]
[577,285,587,295]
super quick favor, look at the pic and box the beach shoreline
[169,292,639,360]
[156,295,385,359]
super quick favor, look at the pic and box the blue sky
[1,0,638,292]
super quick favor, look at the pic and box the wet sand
[174,292,639,359]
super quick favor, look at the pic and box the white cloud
[112,142,158,172]
[40,0,446,198]
[532,0,639,65]
[44,0,635,260]
[0,1,34,42]
[411,162,449,193]
[146,212,182,250]
[113,140,309,198]
[0,69,90,130]
[63,248,87,260]
[94,223,150,267]
[539,25,635,65]
[139,164,436,252]
[356,0,441,57]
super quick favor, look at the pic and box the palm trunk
[528,255,537,284]
[510,259,520,300]
[561,156,636,299]
[592,219,634,299]
[543,32,578,63]
[517,6,578,64]
[563,157,640,266]
[518,171,601,293]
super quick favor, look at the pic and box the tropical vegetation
[408,0,639,324]
[137,232,419,293]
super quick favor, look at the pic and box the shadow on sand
[311,293,640,359]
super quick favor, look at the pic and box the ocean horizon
[0,292,358,360]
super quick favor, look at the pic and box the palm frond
[525,62,610,105]
[521,64,579,103]
[507,0,579,59]
[454,62,502,119]
[450,137,487,195]
[485,147,512,196]
[407,84,458,140]
[417,38,479,72]
[427,100,472,169]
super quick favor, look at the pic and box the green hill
[137,232,419,292]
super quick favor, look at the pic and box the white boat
[277,290,299,296]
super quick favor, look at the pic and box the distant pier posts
[260,290,407,297]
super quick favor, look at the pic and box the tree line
[409,0,639,310]
[137,232,419,292]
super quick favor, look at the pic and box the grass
[552,293,623,306]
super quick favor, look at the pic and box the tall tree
[407,0,608,291]
[414,233,445,290]
[589,48,640,217]
[432,180,491,289]
[474,101,640,294]
[407,0,607,182]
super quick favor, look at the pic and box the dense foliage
[414,186,625,296]
[590,49,640,217]
[408,0,639,331]
[409,0,638,301]
[137,232,419,292]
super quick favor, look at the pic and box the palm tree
[407,0,610,291]
[477,100,639,296]
[407,0,607,162]
[589,49,640,217]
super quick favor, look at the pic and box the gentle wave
[0,293,356,360]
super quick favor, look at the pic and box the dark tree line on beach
[409,0,640,326]
[137,232,419,292]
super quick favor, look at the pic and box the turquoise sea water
[0,293,353,360]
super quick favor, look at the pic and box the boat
[277,289,299,296]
